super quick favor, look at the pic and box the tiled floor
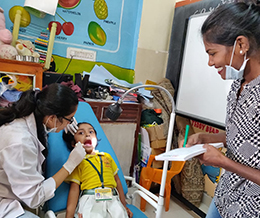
[139,198,204,218]
[127,187,210,218]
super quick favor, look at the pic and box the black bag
[141,109,163,126]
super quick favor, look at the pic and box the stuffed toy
[15,39,40,58]
[0,7,18,59]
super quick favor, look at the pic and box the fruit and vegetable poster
[1,0,143,83]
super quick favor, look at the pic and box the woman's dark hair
[201,1,260,55]
[63,122,98,151]
[0,83,78,167]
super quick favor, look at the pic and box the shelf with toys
[0,58,44,90]
[0,5,57,91]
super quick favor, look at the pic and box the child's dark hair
[63,122,98,151]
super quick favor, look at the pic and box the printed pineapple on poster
[1,0,143,83]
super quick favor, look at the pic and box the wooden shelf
[0,59,44,90]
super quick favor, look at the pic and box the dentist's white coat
[0,113,55,218]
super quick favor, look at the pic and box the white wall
[134,0,177,84]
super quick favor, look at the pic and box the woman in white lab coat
[0,83,86,218]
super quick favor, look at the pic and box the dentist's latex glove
[64,117,78,135]
[63,142,86,174]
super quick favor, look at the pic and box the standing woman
[180,1,260,217]
[0,83,86,218]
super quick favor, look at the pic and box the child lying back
[63,122,133,218]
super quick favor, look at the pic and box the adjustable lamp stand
[105,84,177,218]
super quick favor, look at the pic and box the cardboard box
[151,147,165,155]
[151,148,165,168]
[145,123,167,141]
[150,139,166,149]
[190,119,225,197]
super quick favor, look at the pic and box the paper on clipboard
[155,143,223,161]
[24,0,59,16]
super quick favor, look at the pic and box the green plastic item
[24,6,46,19]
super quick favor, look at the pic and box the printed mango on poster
[88,21,106,46]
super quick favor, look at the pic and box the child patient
[63,122,133,218]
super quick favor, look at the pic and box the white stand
[119,84,180,218]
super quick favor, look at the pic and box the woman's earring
[240,50,243,55]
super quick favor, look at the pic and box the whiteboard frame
[175,13,233,129]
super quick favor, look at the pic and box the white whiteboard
[176,13,233,128]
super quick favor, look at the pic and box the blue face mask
[225,40,249,80]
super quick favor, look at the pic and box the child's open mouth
[84,139,92,147]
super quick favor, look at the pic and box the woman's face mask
[225,40,249,80]
[43,116,57,134]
